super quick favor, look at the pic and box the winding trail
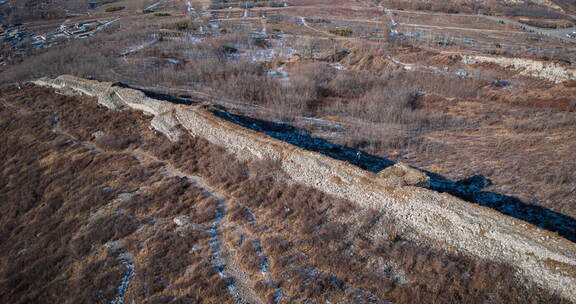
[246,1,576,42]
[209,201,243,301]
[252,239,283,302]
[130,150,264,304]
[45,114,138,304]
[376,3,576,42]
[144,0,167,12]
[95,18,121,31]
[481,15,576,42]
[299,16,334,36]
[33,105,264,304]
[120,34,159,56]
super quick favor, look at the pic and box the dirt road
[482,15,576,42]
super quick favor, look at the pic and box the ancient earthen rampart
[33,75,576,301]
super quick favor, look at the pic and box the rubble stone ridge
[33,75,576,301]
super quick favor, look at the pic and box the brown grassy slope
[391,84,576,219]
[185,46,576,221]
[0,84,570,303]
[551,0,576,14]
[0,101,140,303]
[145,125,568,303]
[0,85,232,304]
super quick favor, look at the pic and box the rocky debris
[105,240,122,251]
[378,163,430,188]
[150,112,181,142]
[461,56,476,65]
[33,76,179,141]
[174,215,198,235]
[456,69,468,77]
[91,130,105,138]
[461,55,576,83]
[32,76,576,301]
[100,88,128,110]
[173,215,190,226]
[190,243,202,253]
[116,193,135,202]
[59,88,80,97]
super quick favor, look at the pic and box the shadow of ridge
[112,82,194,106]
[212,109,576,243]
[426,172,576,242]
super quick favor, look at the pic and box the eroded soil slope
[0,85,570,303]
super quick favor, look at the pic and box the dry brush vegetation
[0,83,571,303]
[0,85,233,303]
[2,13,574,229]
[1,1,576,302]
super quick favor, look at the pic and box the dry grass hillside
[0,83,573,303]
[1,0,575,302]
[552,0,576,13]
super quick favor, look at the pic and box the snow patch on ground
[252,238,282,302]
[96,18,120,31]
[110,249,135,304]
[252,240,270,276]
[184,0,195,17]
[244,206,256,222]
[268,66,289,82]
[250,48,276,62]
[330,63,347,70]
[208,200,243,301]
[209,21,220,30]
